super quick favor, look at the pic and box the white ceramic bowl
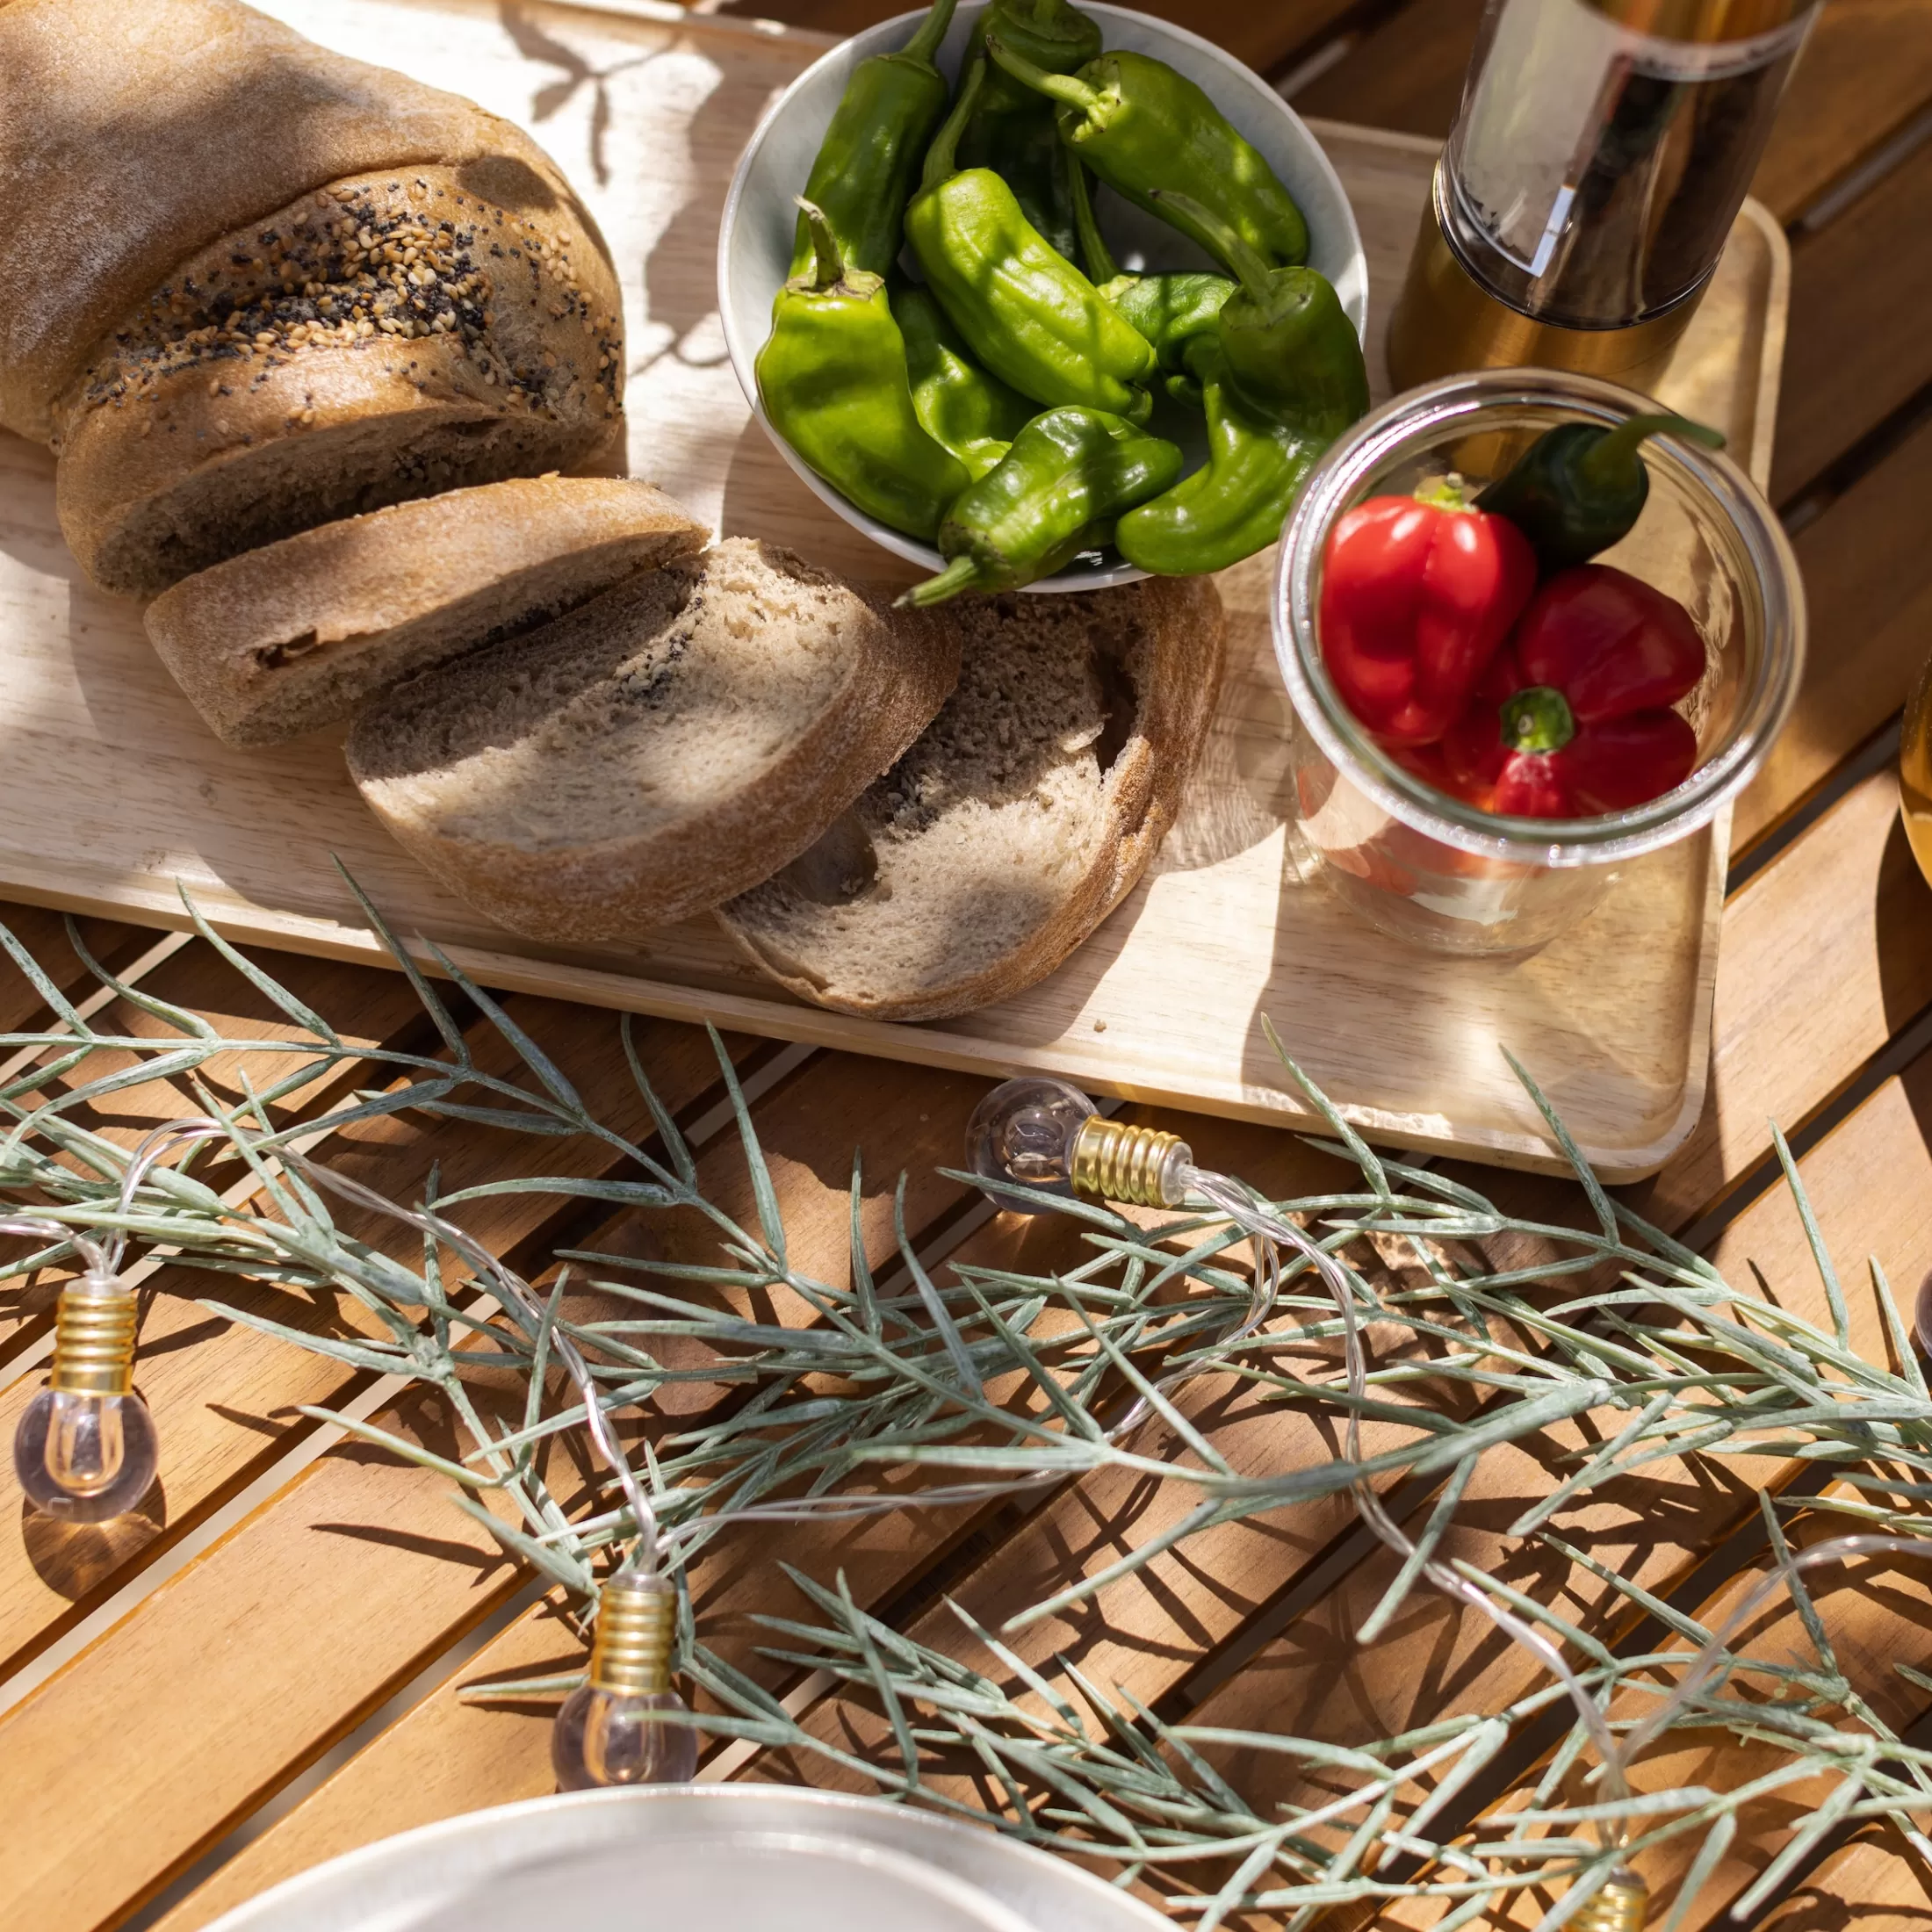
[200,1785,1176,1932]
[718,3,1368,591]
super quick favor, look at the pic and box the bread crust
[717,574,1228,1022]
[53,165,624,595]
[346,541,965,941]
[0,0,606,442]
[144,477,710,746]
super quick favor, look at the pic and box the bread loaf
[0,0,604,443]
[53,163,624,595]
[144,477,708,746]
[346,539,962,941]
[716,578,1226,1020]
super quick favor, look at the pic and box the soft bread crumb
[717,580,1227,1021]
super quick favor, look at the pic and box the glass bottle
[1389,0,1819,393]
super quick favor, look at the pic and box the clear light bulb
[552,1570,697,1790]
[1570,1868,1648,1931]
[13,1272,157,1523]
[966,1078,1191,1215]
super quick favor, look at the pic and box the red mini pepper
[1441,564,1705,818]
[1318,486,1537,748]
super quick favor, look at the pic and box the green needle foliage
[2,886,1930,1929]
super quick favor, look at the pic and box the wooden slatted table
[4,1,1932,1927]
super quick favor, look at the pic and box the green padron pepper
[757,199,970,543]
[1474,411,1727,573]
[1115,204,1366,576]
[790,0,958,279]
[1065,162,1231,403]
[903,406,1183,605]
[894,281,1035,481]
[1150,190,1366,425]
[955,0,1101,261]
[987,37,1308,270]
[1115,339,1310,575]
[905,57,1157,423]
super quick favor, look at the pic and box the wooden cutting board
[0,0,1786,1178]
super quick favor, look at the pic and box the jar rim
[1273,370,1807,866]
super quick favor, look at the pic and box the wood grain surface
[0,0,1789,1179]
[4,1,1932,1929]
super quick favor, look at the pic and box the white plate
[200,1785,1175,1932]
[717,2,1368,591]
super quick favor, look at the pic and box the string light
[10,1119,225,1522]
[289,1157,700,1790]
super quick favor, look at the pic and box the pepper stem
[1150,189,1274,299]
[921,52,986,191]
[1067,155,1116,285]
[1413,471,1473,512]
[985,32,1099,111]
[899,554,981,606]
[1500,685,1576,755]
[900,0,961,68]
[1581,412,1726,491]
[794,197,846,291]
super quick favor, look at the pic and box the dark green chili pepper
[1065,159,1233,386]
[902,405,1183,605]
[1151,190,1366,425]
[894,280,1035,480]
[758,199,970,543]
[986,37,1308,270]
[955,0,1101,260]
[905,57,1157,423]
[790,0,959,280]
[1474,412,1727,573]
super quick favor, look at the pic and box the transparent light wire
[1176,1163,1634,1827]
[285,1155,664,1579]
[28,1108,1927,1867]
[0,1215,112,1280]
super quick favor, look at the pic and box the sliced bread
[715,577,1227,1021]
[143,477,708,746]
[0,0,603,443]
[346,538,962,941]
[53,163,624,595]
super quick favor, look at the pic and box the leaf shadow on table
[22,1484,167,1600]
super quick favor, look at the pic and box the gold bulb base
[1571,1871,1649,1932]
[589,1575,677,1697]
[1070,1117,1191,1209]
[1386,183,1702,402]
[48,1278,137,1397]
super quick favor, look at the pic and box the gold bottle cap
[1571,1870,1649,1932]
[1069,1116,1191,1209]
[588,1573,678,1697]
[48,1274,138,1398]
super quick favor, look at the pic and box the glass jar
[1272,370,1805,956]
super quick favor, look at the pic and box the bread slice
[143,477,708,747]
[0,0,606,443]
[346,539,962,941]
[716,578,1227,1021]
[52,163,624,596]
